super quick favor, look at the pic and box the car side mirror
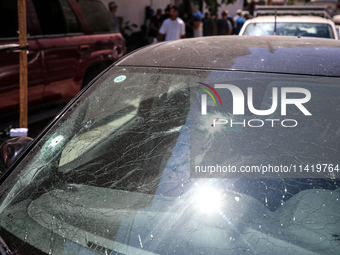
[0,136,33,171]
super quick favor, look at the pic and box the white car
[239,9,338,39]
[334,14,340,38]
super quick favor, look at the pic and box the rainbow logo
[198,82,222,106]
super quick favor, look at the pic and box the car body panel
[239,16,339,39]
[117,36,340,76]
[39,34,123,102]
[336,25,340,37]
[0,0,126,116]
[0,36,340,255]
[0,39,45,113]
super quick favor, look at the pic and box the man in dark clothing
[159,4,171,25]
[183,12,194,38]
[202,12,209,23]
[217,10,232,35]
[148,9,162,44]
[203,13,214,36]
[108,1,120,33]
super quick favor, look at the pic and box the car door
[30,0,85,103]
[0,0,45,116]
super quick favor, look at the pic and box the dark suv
[0,0,126,119]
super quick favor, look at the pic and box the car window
[32,0,82,35]
[0,0,20,39]
[60,0,82,33]
[0,67,340,254]
[243,22,335,39]
[77,0,116,34]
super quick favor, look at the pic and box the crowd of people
[108,2,249,51]
[150,4,248,42]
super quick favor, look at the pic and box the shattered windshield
[0,67,340,254]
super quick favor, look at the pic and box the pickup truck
[0,0,126,120]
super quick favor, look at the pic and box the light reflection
[196,186,223,213]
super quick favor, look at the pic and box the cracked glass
[0,67,339,254]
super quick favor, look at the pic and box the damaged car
[0,36,340,254]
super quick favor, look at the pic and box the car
[0,35,340,254]
[334,14,340,37]
[0,0,126,124]
[239,6,339,39]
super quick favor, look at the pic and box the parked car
[1,36,340,254]
[239,6,338,39]
[334,14,340,37]
[0,0,126,120]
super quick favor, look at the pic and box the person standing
[203,12,214,36]
[183,13,194,38]
[160,4,171,26]
[158,6,185,41]
[108,2,120,33]
[148,9,162,44]
[233,9,245,35]
[193,12,203,37]
[217,10,232,35]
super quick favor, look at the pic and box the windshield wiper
[0,236,12,255]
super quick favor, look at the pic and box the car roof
[117,36,340,77]
[244,15,335,24]
[254,5,331,18]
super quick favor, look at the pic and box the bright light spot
[255,30,262,36]
[49,135,63,148]
[196,187,223,213]
[235,196,240,202]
